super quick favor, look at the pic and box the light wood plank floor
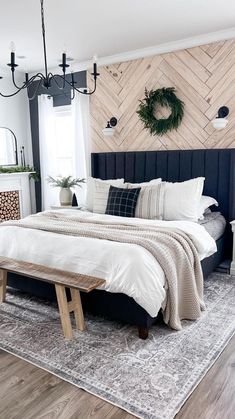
[0,335,234,419]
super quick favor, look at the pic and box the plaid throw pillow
[105,186,141,217]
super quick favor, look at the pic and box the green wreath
[137,87,184,136]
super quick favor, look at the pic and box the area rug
[0,273,235,419]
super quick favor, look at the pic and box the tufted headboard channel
[91,149,235,223]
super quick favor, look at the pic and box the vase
[59,188,72,206]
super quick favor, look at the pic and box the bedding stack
[86,175,220,223]
[0,174,221,331]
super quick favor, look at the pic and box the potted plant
[47,176,85,206]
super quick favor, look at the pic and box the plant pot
[59,188,72,206]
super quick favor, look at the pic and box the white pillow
[198,195,218,220]
[93,180,128,214]
[86,177,124,212]
[135,183,165,219]
[126,178,162,187]
[163,177,205,222]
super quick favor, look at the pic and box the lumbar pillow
[93,179,128,214]
[105,186,141,217]
[163,177,205,221]
[135,183,165,219]
[85,177,124,212]
[198,195,218,220]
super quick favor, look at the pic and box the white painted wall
[0,72,32,166]
[0,72,36,213]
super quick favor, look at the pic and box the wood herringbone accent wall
[88,39,235,152]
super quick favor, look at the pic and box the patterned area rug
[0,273,235,419]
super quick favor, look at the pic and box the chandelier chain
[40,0,49,80]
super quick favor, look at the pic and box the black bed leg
[138,326,149,340]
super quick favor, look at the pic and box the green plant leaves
[137,87,184,136]
[47,176,86,188]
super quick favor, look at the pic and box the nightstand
[230,221,235,275]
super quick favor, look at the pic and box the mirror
[0,127,18,166]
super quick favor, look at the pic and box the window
[54,105,75,177]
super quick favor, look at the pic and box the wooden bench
[0,257,105,340]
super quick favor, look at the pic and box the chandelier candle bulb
[10,41,16,52]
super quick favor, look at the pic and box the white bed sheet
[0,210,217,317]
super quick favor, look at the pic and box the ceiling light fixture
[0,0,99,100]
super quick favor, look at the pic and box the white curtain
[38,95,59,210]
[71,90,91,206]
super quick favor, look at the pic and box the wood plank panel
[88,39,235,153]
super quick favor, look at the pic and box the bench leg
[70,289,85,331]
[55,284,73,340]
[0,270,7,303]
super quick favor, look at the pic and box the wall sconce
[211,106,229,130]
[102,117,117,136]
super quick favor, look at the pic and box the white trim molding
[46,27,235,75]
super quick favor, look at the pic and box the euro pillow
[85,177,124,212]
[198,195,218,220]
[163,177,205,222]
[105,186,141,217]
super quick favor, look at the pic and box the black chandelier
[0,0,100,100]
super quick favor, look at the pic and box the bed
[6,148,235,338]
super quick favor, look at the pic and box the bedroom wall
[0,74,32,165]
[88,39,235,152]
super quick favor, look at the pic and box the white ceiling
[0,0,235,74]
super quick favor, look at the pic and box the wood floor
[0,335,234,419]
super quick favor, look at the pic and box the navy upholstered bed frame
[92,148,235,256]
[8,148,235,339]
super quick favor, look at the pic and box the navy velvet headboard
[91,149,235,223]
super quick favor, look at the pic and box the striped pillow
[86,177,124,212]
[134,183,165,219]
[93,180,127,214]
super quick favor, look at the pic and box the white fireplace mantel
[0,172,34,218]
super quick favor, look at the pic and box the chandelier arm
[55,74,97,95]
[12,72,44,90]
[27,73,45,82]
[49,74,75,100]
[11,72,24,90]
[49,73,67,90]
[73,78,97,95]
[24,73,45,86]
[27,78,43,101]
[0,72,45,98]
[0,86,26,98]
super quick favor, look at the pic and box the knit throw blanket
[3,212,205,330]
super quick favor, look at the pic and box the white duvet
[0,210,217,317]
